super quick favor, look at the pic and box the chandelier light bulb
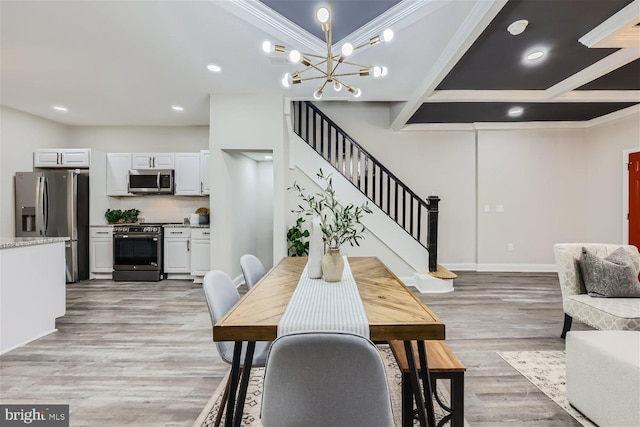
[380,66,388,77]
[372,66,382,78]
[262,41,272,53]
[382,28,394,42]
[316,7,329,24]
[281,73,291,88]
[353,88,362,98]
[333,80,342,92]
[289,50,301,63]
[313,89,324,100]
[341,43,354,56]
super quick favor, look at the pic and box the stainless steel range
[113,223,164,281]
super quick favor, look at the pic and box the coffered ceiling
[0,0,638,128]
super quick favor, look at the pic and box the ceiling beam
[427,89,640,103]
[389,0,507,131]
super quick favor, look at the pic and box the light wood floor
[0,272,592,426]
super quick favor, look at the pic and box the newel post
[426,195,440,272]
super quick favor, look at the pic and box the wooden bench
[389,340,466,427]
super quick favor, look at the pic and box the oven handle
[114,234,160,239]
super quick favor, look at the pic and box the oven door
[113,233,161,271]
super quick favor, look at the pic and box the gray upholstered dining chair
[202,270,270,427]
[260,331,395,427]
[239,254,266,290]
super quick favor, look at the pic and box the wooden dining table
[213,256,446,427]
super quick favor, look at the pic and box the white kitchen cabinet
[106,153,132,196]
[132,153,174,170]
[90,227,113,274]
[34,149,90,168]
[164,227,191,273]
[174,153,201,196]
[190,228,211,278]
[200,150,210,195]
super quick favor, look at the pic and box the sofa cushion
[579,247,640,298]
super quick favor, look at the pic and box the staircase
[288,101,456,290]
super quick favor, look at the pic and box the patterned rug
[194,345,470,427]
[498,351,596,427]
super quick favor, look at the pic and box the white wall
[0,107,70,237]
[256,161,274,269]
[68,126,209,224]
[476,128,588,270]
[585,114,640,243]
[209,94,285,278]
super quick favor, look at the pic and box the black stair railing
[292,100,439,272]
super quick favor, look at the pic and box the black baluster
[364,157,369,197]
[410,196,414,237]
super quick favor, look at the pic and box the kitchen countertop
[0,236,70,250]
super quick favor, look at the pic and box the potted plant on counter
[289,169,372,282]
[105,208,140,224]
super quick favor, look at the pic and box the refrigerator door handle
[43,177,50,235]
[35,176,43,235]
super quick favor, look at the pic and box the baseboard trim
[476,263,557,272]
[233,274,245,288]
[440,263,477,271]
[1,329,58,356]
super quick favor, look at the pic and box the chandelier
[262,4,393,100]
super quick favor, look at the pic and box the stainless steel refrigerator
[15,170,89,282]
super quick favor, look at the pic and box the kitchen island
[0,237,68,354]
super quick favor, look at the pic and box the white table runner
[277,257,370,338]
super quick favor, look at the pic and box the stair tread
[430,265,457,279]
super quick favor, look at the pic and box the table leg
[404,340,428,427]
[417,340,437,426]
[224,342,243,427]
[232,341,255,427]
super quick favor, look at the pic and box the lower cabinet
[164,227,191,273]
[163,227,210,281]
[190,228,211,278]
[90,227,113,277]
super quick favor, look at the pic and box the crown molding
[215,0,325,54]
[580,0,640,48]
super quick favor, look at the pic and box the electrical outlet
[484,204,491,213]
[507,243,514,251]
[496,205,505,213]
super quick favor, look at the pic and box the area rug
[498,350,596,427]
[194,345,469,427]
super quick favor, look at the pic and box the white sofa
[566,330,640,427]
[553,243,640,337]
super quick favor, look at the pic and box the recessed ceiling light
[508,107,524,117]
[526,50,545,60]
[52,105,68,112]
[507,19,529,36]
[172,105,184,112]
[207,64,221,73]
[264,155,273,160]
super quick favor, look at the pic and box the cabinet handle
[152,156,156,168]
[170,231,182,234]
[149,157,152,168]
[96,231,109,234]
[201,182,203,193]
[57,153,61,164]
[60,152,64,164]
[203,232,210,235]
[187,240,191,251]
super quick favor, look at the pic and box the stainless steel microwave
[128,169,174,194]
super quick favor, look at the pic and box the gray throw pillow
[579,247,640,298]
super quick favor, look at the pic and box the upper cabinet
[106,153,132,196]
[34,149,90,168]
[132,153,174,170]
[106,151,209,197]
[174,153,201,196]
[200,150,210,195]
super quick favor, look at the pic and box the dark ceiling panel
[436,0,634,90]
[259,0,400,42]
[408,102,639,124]
[576,59,640,90]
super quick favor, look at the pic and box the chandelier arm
[333,72,366,77]
[341,61,371,68]
[299,76,332,82]
[303,53,329,60]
